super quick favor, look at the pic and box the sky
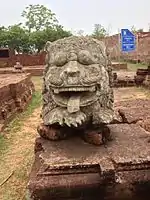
[0,0,150,35]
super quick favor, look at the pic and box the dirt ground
[0,76,150,200]
[114,87,149,102]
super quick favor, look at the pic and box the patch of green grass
[127,63,147,71]
[0,135,8,153]
[31,76,42,91]
[23,91,42,117]
[135,86,150,98]
[0,90,42,164]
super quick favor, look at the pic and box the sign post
[118,29,121,66]
[121,29,136,52]
[120,29,136,66]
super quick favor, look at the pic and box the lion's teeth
[53,86,96,93]
[89,86,95,92]
[54,89,59,94]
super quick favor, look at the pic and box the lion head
[42,36,114,127]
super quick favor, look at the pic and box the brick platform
[27,123,150,200]
[0,66,44,76]
[112,62,128,70]
[0,73,35,131]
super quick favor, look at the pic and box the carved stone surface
[42,36,114,131]
[14,61,23,70]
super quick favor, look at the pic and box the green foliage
[131,26,144,33]
[21,4,58,32]
[29,26,72,52]
[0,26,8,47]
[92,24,108,39]
[6,24,30,53]
[0,4,72,53]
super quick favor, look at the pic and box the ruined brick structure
[103,32,150,63]
[1,32,150,68]
[0,50,46,68]
[0,48,14,67]
[12,52,46,66]
[0,73,34,131]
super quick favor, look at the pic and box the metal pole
[136,33,139,64]
[118,29,121,66]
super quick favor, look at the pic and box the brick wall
[12,52,46,66]
[1,33,150,67]
[0,51,46,67]
[103,32,150,63]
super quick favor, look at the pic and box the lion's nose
[63,61,80,76]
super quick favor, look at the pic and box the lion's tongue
[67,94,81,113]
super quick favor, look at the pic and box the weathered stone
[137,119,150,133]
[14,61,23,70]
[115,99,150,109]
[143,74,150,89]
[118,107,150,123]
[41,36,114,138]
[83,130,103,145]
[37,123,68,140]
[0,73,34,131]
[83,125,112,145]
[27,123,150,200]
[113,72,136,87]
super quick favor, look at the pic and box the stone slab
[118,107,150,123]
[115,99,150,109]
[27,123,150,200]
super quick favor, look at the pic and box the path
[0,107,41,200]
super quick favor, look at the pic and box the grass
[2,91,42,135]
[0,135,8,153]
[127,62,147,71]
[135,86,150,98]
[0,76,42,200]
[31,76,43,91]
[112,59,148,71]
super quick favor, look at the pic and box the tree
[21,4,58,32]
[0,5,72,53]
[92,24,108,39]
[137,29,143,32]
[131,25,136,33]
[29,26,72,53]
[0,24,31,53]
[76,30,84,36]
[6,24,31,53]
[131,26,143,33]
[0,26,8,47]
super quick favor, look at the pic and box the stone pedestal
[27,124,150,200]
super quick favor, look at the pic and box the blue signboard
[121,29,136,52]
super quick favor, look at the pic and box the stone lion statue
[38,36,114,142]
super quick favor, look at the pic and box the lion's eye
[54,52,67,66]
[78,50,95,65]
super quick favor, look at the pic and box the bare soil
[114,87,149,102]
[0,107,41,200]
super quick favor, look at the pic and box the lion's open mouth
[52,86,98,113]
